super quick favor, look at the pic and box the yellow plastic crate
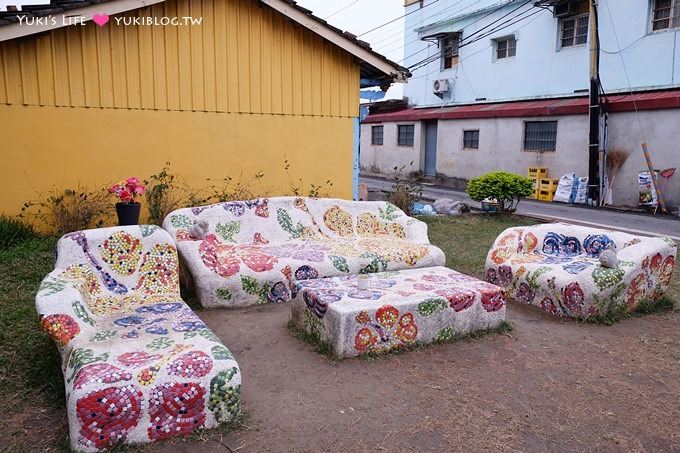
[528,167,548,178]
[526,189,538,199]
[538,189,554,201]
[530,177,539,190]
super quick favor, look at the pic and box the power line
[357,0,442,37]
[406,1,540,71]
[323,0,361,20]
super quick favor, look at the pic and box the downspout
[353,117,360,200]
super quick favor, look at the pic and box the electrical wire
[406,1,542,71]
[323,0,361,20]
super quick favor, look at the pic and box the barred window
[463,130,479,149]
[371,125,383,145]
[561,15,589,47]
[524,121,557,152]
[495,37,516,59]
[652,0,680,30]
[398,125,415,146]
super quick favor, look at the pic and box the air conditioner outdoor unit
[553,1,573,17]
[433,79,450,94]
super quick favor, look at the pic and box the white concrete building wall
[403,0,680,106]
[360,122,422,177]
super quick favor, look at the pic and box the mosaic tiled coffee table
[290,266,506,358]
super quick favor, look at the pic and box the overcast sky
[294,0,406,98]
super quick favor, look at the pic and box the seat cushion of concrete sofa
[484,223,677,319]
[163,197,446,308]
[36,226,241,451]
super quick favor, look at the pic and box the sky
[294,0,406,98]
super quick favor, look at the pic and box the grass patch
[287,320,336,358]
[0,235,64,416]
[0,214,36,251]
[592,295,677,326]
[421,214,538,278]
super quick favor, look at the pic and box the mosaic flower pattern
[36,226,241,452]
[163,197,446,308]
[485,223,677,319]
[291,266,506,358]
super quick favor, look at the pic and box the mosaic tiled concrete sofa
[485,223,677,319]
[162,197,446,308]
[35,225,241,452]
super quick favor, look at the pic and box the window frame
[371,125,384,146]
[652,0,680,31]
[397,124,415,147]
[523,121,558,152]
[463,130,480,149]
[495,36,517,60]
[440,32,461,70]
[560,14,589,48]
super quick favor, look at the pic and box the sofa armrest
[35,273,97,352]
[617,236,677,264]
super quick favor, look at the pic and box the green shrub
[0,215,36,250]
[466,171,534,214]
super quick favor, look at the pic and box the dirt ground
[7,301,680,452]
[152,301,680,453]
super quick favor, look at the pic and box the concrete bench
[290,266,506,358]
[162,197,446,308]
[484,223,677,319]
[35,225,241,451]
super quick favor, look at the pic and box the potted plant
[109,177,146,225]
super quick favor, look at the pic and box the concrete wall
[360,122,422,177]
[361,108,680,208]
[403,0,680,107]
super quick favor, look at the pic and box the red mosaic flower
[480,288,506,312]
[168,351,213,378]
[199,234,278,277]
[74,363,132,390]
[540,296,560,316]
[659,255,675,286]
[561,282,585,316]
[435,288,475,312]
[148,382,206,440]
[375,305,399,328]
[41,314,80,346]
[395,313,418,343]
[76,385,143,449]
[117,351,163,366]
[354,327,378,351]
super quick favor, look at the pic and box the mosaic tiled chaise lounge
[162,197,446,308]
[485,223,677,319]
[35,225,241,452]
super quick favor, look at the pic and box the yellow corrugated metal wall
[0,0,360,218]
[0,0,358,116]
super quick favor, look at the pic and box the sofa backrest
[490,222,673,259]
[50,225,180,300]
[162,197,430,244]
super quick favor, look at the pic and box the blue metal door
[424,121,438,177]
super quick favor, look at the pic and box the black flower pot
[115,202,141,226]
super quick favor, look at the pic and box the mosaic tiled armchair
[35,225,241,452]
[162,197,446,308]
[485,223,677,319]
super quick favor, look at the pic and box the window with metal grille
[652,0,680,30]
[463,130,479,149]
[495,37,516,59]
[398,125,415,146]
[524,121,557,151]
[371,125,383,145]
[440,32,461,69]
[560,15,589,47]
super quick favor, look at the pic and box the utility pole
[587,0,600,205]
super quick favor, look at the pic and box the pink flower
[134,186,146,195]
[126,176,140,185]
[119,189,132,202]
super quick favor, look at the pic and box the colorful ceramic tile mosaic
[484,223,677,319]
[290,266,506,358]
[162,197,446,308]
[35,225,241,452]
